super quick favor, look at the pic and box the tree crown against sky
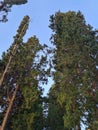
[0,0,28,22]
[0,14,49,130]
[48,11,98,130]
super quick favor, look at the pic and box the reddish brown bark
[77,124,81,130]
[0,85,19,130]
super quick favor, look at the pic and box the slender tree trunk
[77,123,81,130]
[0,56,12,87]
[0,16,29,87]
[0,85,19,130]
[0,44,18,87]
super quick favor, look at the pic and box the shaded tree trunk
[77,123,81,130]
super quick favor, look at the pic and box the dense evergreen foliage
[0,9,98,130]
[0,15,48,130]
[0,0,27,22]
[48,11,98,130]
[4,0,27,5]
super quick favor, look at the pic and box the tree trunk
[0,85,19,130]
[0,56,12,87]
[77,123,81,130]
[0,44,18,87]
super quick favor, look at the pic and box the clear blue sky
[0,1,97,129]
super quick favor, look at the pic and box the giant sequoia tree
[0,15,48,130]
[48,11,98,130]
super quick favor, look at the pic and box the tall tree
[6,37,44,130]
[49,11,98,129]
[0,15,30,129]
[0,15,48,130]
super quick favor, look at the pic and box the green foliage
[0,16,49,130]
[46,84,66,130]
[49,11,98,129]
[4,0,27,5]
[0,0,28,22]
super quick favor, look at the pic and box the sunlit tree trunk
[0,15,29,87]
[0,44,18,87]
[0,85,19,130]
